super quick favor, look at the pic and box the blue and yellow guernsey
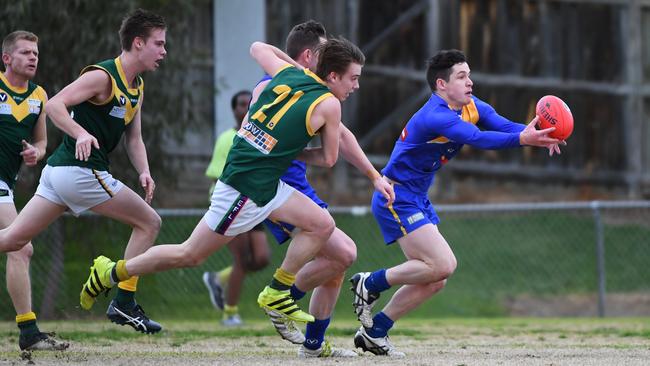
[383,94,525,196]
[220,65,333,206]
[0,72,47,189]
[48,57,143,171]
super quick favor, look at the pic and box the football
[535,95,574,140]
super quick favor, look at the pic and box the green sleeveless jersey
[0,72,46,189]
[48,57,144,171]
[220,65,333,205]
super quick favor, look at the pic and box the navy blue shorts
[263,190,328,245]
[371,184,439,244]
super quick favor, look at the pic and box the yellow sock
[224,304,238,317]
[115,260,130,282]
[16,311,36,324]
[118,276,139,292]
[218,266,232,284]
[273,267,296,288]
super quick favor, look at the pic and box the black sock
[18,319,40,338]
[114,288,136,310]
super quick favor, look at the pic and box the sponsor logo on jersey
[407,212,425,225]
[0,93,7,102]
[28,98,41,114]
[119,95,126,106]
[237,121,278,155]
[109,106,126,119]
[0,103,11,115]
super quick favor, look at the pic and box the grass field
[1,318,649,365]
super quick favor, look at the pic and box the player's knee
[423,256,456,282]
[315,214,335,238]
[337,238,357,268]
[436,256,457,280]
[144,212,162,236]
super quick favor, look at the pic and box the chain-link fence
[2,201,649,321]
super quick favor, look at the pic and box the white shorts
[35,165,124,215]
[203,180,295,236]
[0,179,14,204]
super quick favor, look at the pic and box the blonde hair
[2,30,38,55]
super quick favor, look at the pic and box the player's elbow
[323,152,338,168]
[249,41,265,58]
[43,99,59,117]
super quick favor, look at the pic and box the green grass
[1,211,649,320]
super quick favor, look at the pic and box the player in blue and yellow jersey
[0,9,167,335]
[350,50,564,357]
[248,21,393,358]
[80,38,373,353]
[0,30,69,351]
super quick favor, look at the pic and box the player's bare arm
[124,107,155,204]
[45,70,112,161]
[296,96,341,168]
[250,41,303,76]
[20,91,48,166]
[338,123,394,204]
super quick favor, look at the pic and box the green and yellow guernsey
[47,57,143,171]
[220,65,334,206]
[0,72,47,189]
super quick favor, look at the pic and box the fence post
[591,200,606,317]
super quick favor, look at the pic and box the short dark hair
[230,90,251,110]
[315,37,365,80]
[2,30,38,55]
[119,9,166,51]
[285,20,326,59]
[426,49,467,92]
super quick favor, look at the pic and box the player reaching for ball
[350,49,566,357]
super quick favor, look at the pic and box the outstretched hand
[519,116,560,148]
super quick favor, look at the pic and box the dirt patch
[1,320,648,366]
[505,292,650,317]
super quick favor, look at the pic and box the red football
[535,95,574,140]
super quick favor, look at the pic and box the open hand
[75,131,99,161]
[519,116,560,148]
